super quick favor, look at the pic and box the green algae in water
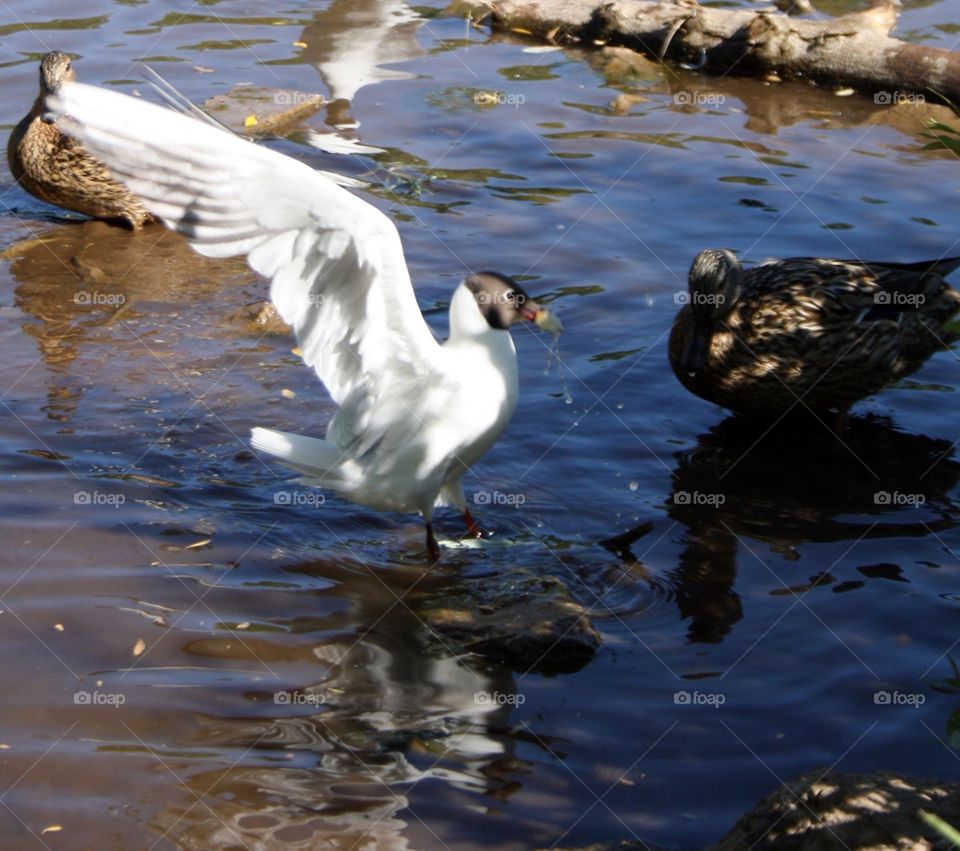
[178,39,275,51]
[0,16,108,37]
[497,63,562,82]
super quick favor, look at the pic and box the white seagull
[49,81,562,560]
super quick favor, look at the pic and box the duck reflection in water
[6,220,253,429]
[605,414,960,644]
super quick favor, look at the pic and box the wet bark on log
[481,0,960,103]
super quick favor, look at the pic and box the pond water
[1,1,959,848]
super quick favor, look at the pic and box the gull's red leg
[462,509,483,539]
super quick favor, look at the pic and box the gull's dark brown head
[39,52,75,123]
[464,271,562,333]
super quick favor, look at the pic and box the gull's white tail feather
[251,427,355,486]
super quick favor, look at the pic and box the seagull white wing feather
[50,81,441,412]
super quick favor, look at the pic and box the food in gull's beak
[521,301,563,334]
[534,307,563,334]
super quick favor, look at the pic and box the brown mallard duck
[669,249,960,420]
[7,52,154,228]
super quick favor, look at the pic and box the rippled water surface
[2,1,960,848]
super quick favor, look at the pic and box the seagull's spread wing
[50,81,441,409]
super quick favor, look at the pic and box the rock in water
[421,570,601,675]
[712,769,960,850]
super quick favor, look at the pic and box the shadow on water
[604,413,960,644]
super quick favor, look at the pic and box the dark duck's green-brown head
[680,248,745,374]
[39,51,76,123]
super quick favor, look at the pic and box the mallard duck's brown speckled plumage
[7,52,154,228]
[669,249,960,418]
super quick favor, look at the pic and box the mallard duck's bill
[522,304,563,334]
[680,326,711,374]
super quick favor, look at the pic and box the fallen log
[477,0,960,104]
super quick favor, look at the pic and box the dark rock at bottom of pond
[420,571,601,675]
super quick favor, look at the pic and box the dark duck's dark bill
[680,323,711,374]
